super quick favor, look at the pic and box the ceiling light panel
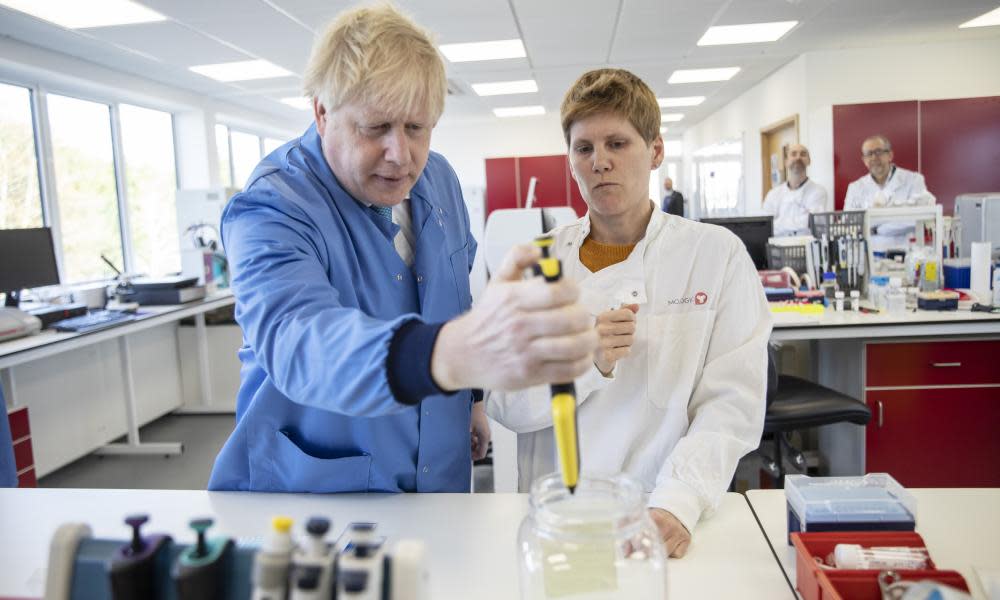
[661,114,684,122]
[668,68,740,84]
[697,21,797,46]
[0,0,166,29]
[189,60,292,82]
[439,39,526,63]
[472,80,538,96]
[493,105,545,118]
[658,96,705,108]
[959,7,1000,28]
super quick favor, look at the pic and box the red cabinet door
[518,155,569,209]
[865,387,1000,487]
[485,157,519,217]
[920,96,1000,215]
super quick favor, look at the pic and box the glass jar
[518,473,667,600]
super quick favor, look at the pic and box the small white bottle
[850,290,861,312]
[834,544,928,570]
[834,290,845,312]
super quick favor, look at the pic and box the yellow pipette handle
[532,236,581,493]
[551,391,579,492]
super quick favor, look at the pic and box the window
[215,123,232,188]
[263,137,284,155]
[694,140,744,218]
[47,93,122,283]
[120,103,180,277]
[230,129,261,188]
[0,82,43,229]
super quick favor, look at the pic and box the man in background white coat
[762,143,828,236]
[844,135,935,210]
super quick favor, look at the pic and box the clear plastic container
[886,278,906,314]
[518,473,667,599]
[785,473,916,544]
[869,275,889,311]
[821,272,839,302]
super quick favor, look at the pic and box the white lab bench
[0,488,794,599]
[0,292,236,476]
[767,308,1000,486]
[746,488,1000,599]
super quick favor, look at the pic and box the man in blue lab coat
[208,5,597,493]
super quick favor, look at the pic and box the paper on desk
[974,565,1000,600]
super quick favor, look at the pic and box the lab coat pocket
[646,311,713,409]
[270,430,372,493]
[449,244,473,309]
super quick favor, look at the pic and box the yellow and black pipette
[532,236,580,494]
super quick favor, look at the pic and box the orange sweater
[579,237,636,272]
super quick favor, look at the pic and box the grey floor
[38,413,496,492]
[39,414,235,489]
[37,413,771,492]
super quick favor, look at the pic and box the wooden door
[760,115,799,204]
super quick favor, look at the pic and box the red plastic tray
[790,531,968,600]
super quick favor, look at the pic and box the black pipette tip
[124,514,149,555]
[189,517,213,558]
[568,485,576,495]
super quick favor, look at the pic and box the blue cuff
[387,319,446,405]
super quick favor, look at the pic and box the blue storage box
[785,473,916,544]
[943,258,971,289]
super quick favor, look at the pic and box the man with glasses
[844,135,935,210]
[762,143,828,236]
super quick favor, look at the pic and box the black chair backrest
[766,344,778,407]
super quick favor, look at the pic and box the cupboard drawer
[866,340,1000,387]
[12,437,33,471]
[7,406,29,441]
[17,467,36,488]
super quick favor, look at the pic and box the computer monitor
[699,216,774,270]
[0,227,60,307]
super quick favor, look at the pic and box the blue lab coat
[208,124,477,493]
[0,386,16,487]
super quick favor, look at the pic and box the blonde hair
[560,69,660,145]
[303,3,446,123]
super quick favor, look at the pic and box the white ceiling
[1,0,998,137]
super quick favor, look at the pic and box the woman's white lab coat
[487,207,772,533]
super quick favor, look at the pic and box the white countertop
[746,488,1000,599]
[0,488,792,599]
[0,292,234,367]
[771,307,1000,340]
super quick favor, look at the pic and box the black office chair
[760,346,872,487]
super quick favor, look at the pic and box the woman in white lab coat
[487,69,772,557]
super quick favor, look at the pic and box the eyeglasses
[862,148,890,159]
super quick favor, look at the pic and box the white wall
[431,112,568,190]
[683,37,1000,213]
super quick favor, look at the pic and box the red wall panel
[567,164,588,217]
[919,96,1000,214]
[485,157,519,217]
[518,155,569,209]
[832,101,918,210]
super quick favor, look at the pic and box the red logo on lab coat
[694,291,708,305]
